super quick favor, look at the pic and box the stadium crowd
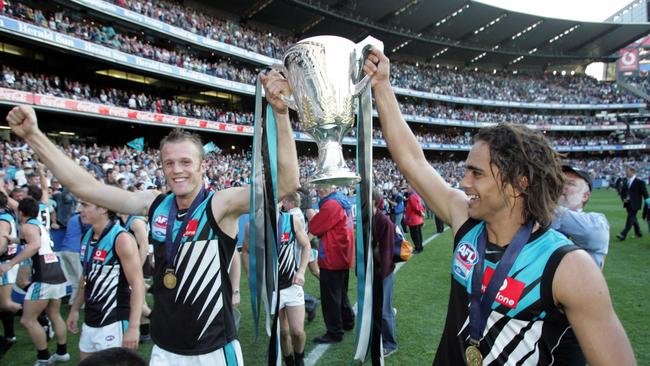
[391,61,641,104]
[2,1,258,85]
[108,0,293,59]
[1,1,643,107]
[2,66,646,149]
[398,99,646,127]
[2,140,648,193]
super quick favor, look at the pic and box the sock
[294,351,304,366]
[1,312,15,338]
[140,323,150,336]
[37,348,50,360]
[56,343,67,355]
[37,313,48,327]
[283,354,295,366]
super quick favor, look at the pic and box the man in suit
[617,166,648,241]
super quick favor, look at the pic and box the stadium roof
[206,0,650,69]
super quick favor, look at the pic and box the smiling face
[160,140,205,201]
[461,141,519,224]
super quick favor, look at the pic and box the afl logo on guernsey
[453,242,478,280]
[152,215,168,237]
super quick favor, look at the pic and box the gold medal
[465,345,483,366]
[163,269,177,289]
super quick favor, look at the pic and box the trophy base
[305,170,361,188]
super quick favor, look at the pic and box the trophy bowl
[275,35,379,187]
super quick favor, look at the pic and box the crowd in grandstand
[0,66,255,125]
[3,1,258,85]
[2,140,648,193]
[1,1,643,108]
[109,0,293,59]
[398,99,646,126]
[391,61,641,104]
[3,66,647,148]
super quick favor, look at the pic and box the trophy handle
[270,64,298,110]
[352,44,374,95]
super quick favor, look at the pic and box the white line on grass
[305,227,449,366]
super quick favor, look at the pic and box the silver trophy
[274,35,383,187]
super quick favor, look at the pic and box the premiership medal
[163,269,177,289]
[465,344,483,366]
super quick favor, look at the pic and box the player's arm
[292,216,310,286]
[363,49,468,233]
[211,70,300,226]
[115,232,144,351]
[554,250,636,366]
[0,221,10,255]
[130,218,150,266]
[0,223,39,275]
[35,162,49,204]
[6,106,158,216]
[67,276,86,334]
[229,249,241,307]
[241,222,250,278]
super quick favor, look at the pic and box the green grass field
[3,189,649,365]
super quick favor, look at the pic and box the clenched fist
[6,105,39,139]
[260,69,292,115]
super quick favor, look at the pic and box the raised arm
[211,71,300,230]
[554,250,636,366]
[363,49,468,232]
[6,106,156,216]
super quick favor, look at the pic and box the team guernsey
[81,220,131,327]
[23,218,65,284]
[148,192,238,355]
[123,215,146,234]
[278,212,299,290]
[0,209,18,285]
[38,202,51,231]
[433,219,580,366]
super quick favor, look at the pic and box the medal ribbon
[83,219,116,277]
[165,187,207,269]
[469,221,533,344]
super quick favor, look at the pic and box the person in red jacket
[308,186,355,344]
[405,185,425,253]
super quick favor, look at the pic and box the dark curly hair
[474,124,564,228]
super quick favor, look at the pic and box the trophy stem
[306,140,361,187]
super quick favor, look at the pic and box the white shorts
[0,261,18,286]
[25,282,66,301]
[273,284,305,311]
[149,340,243,366]
[79,321,126,353]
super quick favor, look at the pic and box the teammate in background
[118,213,152,342]
[5,69,299,365]
[0,191,20,358]
[362,47,635,365]
[277,194,311,366]
[0,191,21,313]
[67,201,144,360]
[0,198,69,365]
